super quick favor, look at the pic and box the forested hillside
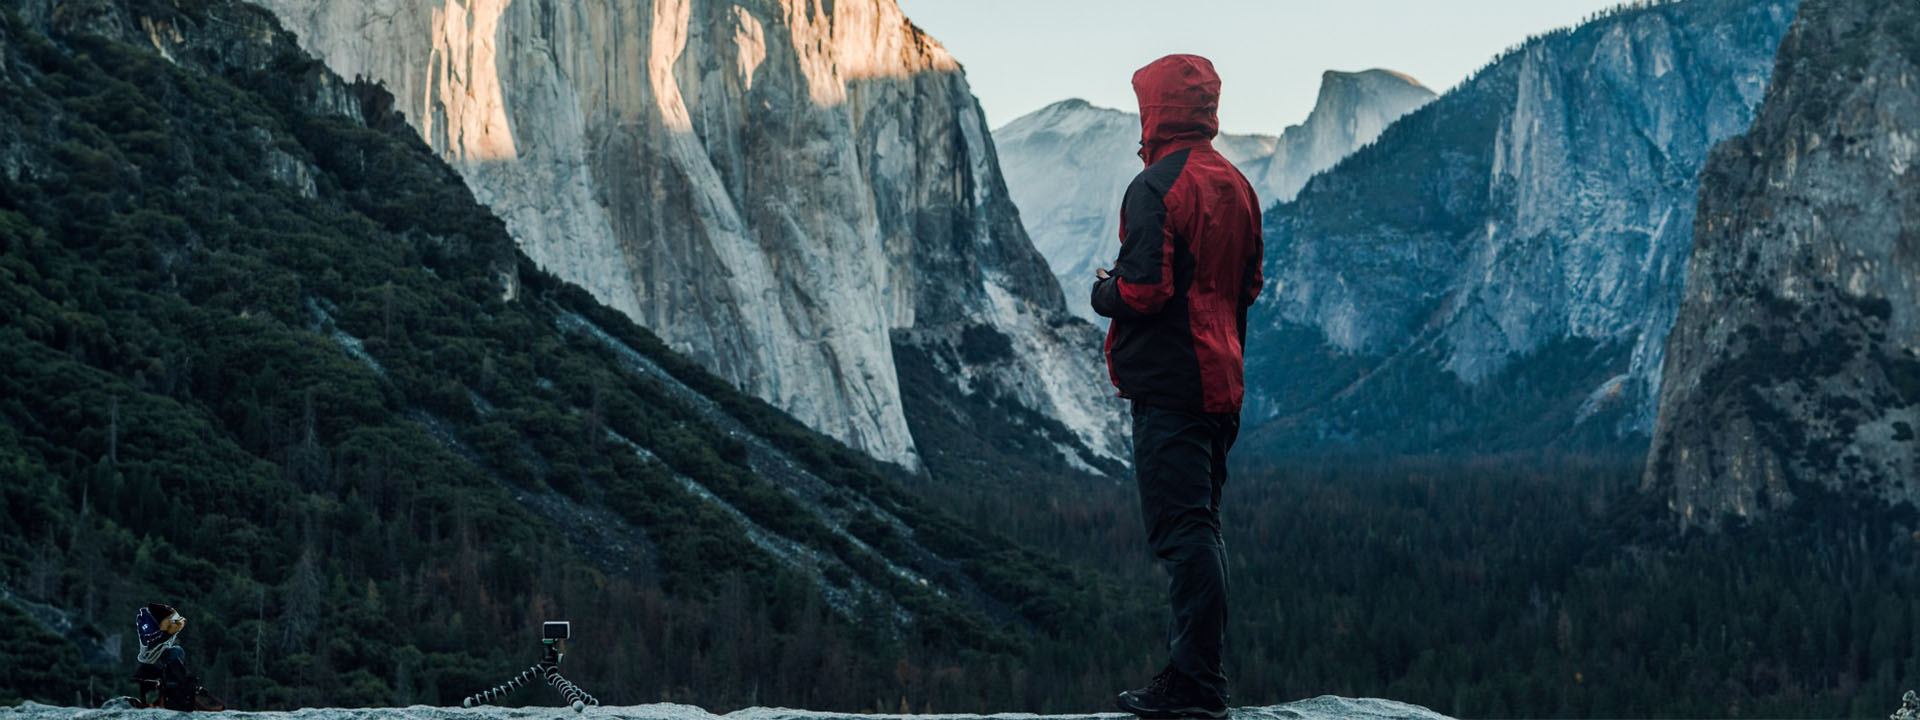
[0,0,1132,710]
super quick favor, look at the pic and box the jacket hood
[1133,54,1221,165]
[137,604,175,648]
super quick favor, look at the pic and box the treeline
[927,453,1920,718]
[20,430,1916,717]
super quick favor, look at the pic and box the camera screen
[543,621,571,641]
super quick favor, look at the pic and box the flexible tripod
[462,638,600,712]
[1893,690,1920,720]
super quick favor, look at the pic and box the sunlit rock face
[993,99,1276,323]
[1247,70,1435,205]
[1240,0,1799,457]
[1645,0,1920,529]
[256,0,1126,472]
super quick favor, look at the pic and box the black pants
[135,646,195,710]
[1131,401,1237,703]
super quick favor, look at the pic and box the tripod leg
[462,665,543,708]
[542,664,599,710]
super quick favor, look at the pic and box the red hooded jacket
[1091,55,1264,414]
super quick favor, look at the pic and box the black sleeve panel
[1093,150,1188,318]
[1092,274,1144,319]
[1116,150,1188,284]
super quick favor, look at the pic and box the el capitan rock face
[1242,0,1798,457]
[1644,0,1920,528]
[254,0,1126,474]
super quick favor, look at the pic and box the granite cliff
[1243,0,1798,457]
[254,0,1127,475]
[1248,69,1436,205]
[1644,0,1920,528]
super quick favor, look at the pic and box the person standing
[1092,53,1263,719]
[133,602,224,711]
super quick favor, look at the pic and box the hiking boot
[1115,667,1227,719]
[193,686,227,712]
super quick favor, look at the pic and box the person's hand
[1096,267,1111,281]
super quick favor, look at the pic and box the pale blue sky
[897,0,1629,135]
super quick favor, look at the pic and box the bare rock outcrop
[1644,0,1920,528]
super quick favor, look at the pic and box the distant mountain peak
[1324,68,1430,90]
[1247,67,1436,205]
[996,98,1136,143]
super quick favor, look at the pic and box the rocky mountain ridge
[1242,0,1799,457]
[1643,0,1920,528]
[253,0,1126,475]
